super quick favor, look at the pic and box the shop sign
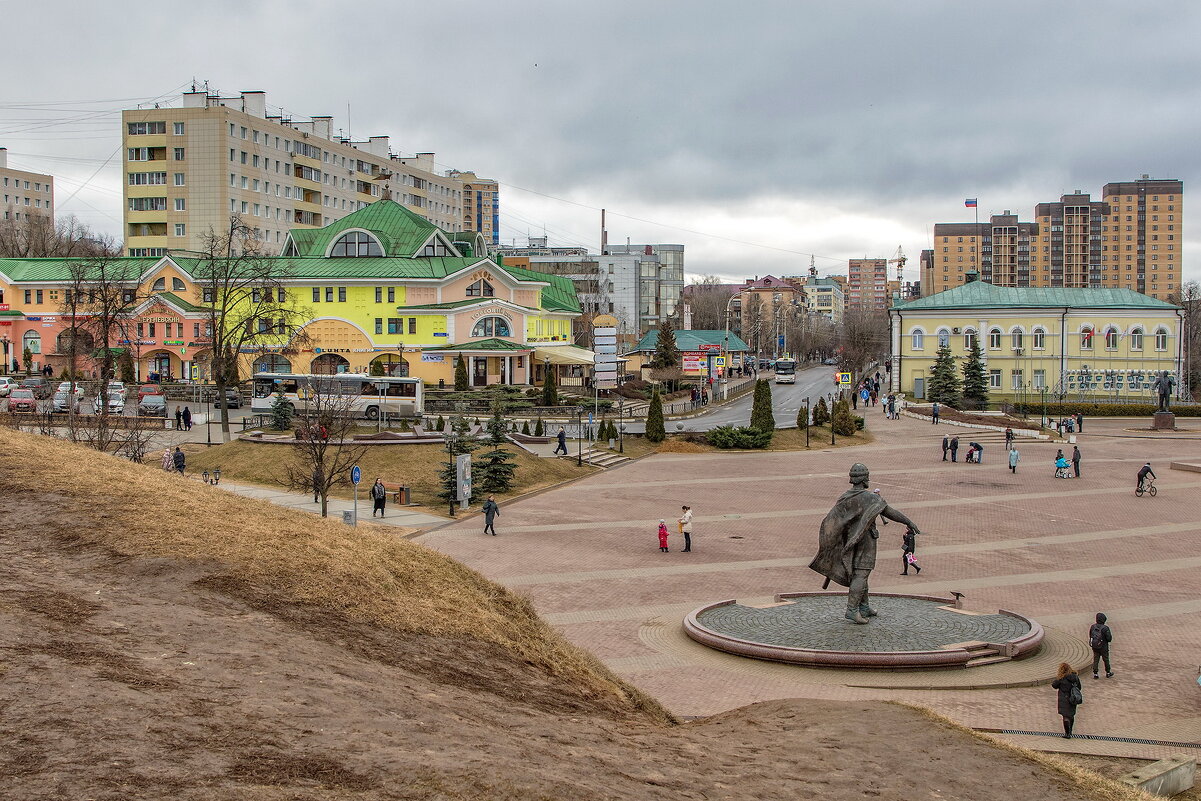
[421,354,445,362]
[25,316,41,322]
[164,340,184,346]
[682,353,705,373]
[470,307,514,321]
[433,332,449,337]
[697,343,721,351]
[0,304,9,310]
[143,316,178,323]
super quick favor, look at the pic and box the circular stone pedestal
[683,592,1044,669]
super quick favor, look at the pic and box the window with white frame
[988,328,1001,349]
[1104,327,1119,350]
[1011,328,1024,350]
[1033,369,1046,389]
[1081,327,1094,349]
[471,316,511,338]
[988,369,1001,388]
[963,328,977,350]
[911,330,924,350]
[1032,327,1045,350]
[1130,328,1144,350]
[1155,328,1168,351]
[936,328,950,348]
[1011,369,1023,390]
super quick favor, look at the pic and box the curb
[900,409,1051,440]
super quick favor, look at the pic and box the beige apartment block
[846,258,889,310]
[0,148,54,223]
[122,89,490,257]
[1101,177,1181,300]
[447,170,500,246]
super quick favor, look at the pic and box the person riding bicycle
[1137,462,1157,493]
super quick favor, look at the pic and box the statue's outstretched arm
[881,505,920,536]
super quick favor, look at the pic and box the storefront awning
[533,345,595,366]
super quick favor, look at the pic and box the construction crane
[888,246,907,282]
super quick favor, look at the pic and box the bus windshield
[775,359,796,376]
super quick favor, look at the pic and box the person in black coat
[1051,662,1082,738]
[949,436,959,462]
[900,527,920,575]
[370,478,387,518]
[172,446,186,475]
[941,435,949,461]
[482,494,500,536]
[1072,445,1082,478]
[1089,612,1113,678]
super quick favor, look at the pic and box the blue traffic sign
[351,465,361,485]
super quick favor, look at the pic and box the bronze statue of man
[809,463,922,624]
[1153,371,1176,412]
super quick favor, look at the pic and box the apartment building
[0,148,54,222]
[794,274,843,322]
[602,243,685,332]
[121,89,489,258]
[928,177,1182,301]
[447,170,500,246]
[846,258,889,311]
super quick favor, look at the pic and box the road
[624,364,846,433]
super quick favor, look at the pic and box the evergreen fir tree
[927,344,962,407]
[435,415,445,432]
[651,318,681,369]
[832,398,858,436]
[476,446,517,494]
[533,417,544,437]
[812,396,830,426]
[541,366,558,407]
[454,354,469,391]
[645,388,666,443]
[750,379,775,434]
[521,419,531,435]
[961,338,989,410]
[485,397,508,447]
[797,401,809,431]
[117,350,135,385]
[269,391,294,431]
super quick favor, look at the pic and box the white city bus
[251,373,424,420]
[774,358,797,384]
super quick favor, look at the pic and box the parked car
[56,381,86,399]
[19,376,51,399]
[137,384,163,402]
[822,357,839,365]
[52,391,82,413]
[107,381,126,396]
[217,387,242,409]
[137,395,168,417]
[7,388,38,413]
[94,392,125,414]
[0,377,17,397]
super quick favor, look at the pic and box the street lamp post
[618,398,625,454]
[722,294,739,400]
[575,405,584,466]
[804,396,810,449]
[830,392,836,445]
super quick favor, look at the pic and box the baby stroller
[965,445,978,463]
[1055,456,1071,478]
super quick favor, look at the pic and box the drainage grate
[976,728,1201,749]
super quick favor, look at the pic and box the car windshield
[143,397,165,406]
[12,390,33,398]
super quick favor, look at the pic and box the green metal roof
[896,281,1181,311]
[500,264,581,314]
[287,199,443,257]
[153,291,205,313]
[631,329,751,353]
[396,298,538,312]
[0,257,158,282]
[421,338,529,352]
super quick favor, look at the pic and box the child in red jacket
[658,519,670,552]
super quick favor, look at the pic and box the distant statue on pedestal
[1153,371,1177,412]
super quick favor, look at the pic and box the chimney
[182,90,207,109]
[312,115,333,140]
[240,91,267,118]
[0,147,6,168]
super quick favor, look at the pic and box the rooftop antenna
[809,254,817,278]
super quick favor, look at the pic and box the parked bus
[251,373,423,420]
[774,358,797,384]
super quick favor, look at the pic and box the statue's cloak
[808,488,887,587]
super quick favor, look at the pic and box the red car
[137,384,164,402]
[7,389,37,413]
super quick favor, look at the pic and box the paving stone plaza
[419,413,1201,760]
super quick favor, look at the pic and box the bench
[380,481,411,505]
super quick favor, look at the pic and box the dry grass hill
[0,427,1150,800]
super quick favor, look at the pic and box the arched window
[472,316,511,338]
[466,278,494,297]
[988,328,1002,349]
[1011,328,1024,350]
[172,277,186,291]
[152,277,166,291]
[329,231,383,257]
[1155,327,1169,351]
[1104,327,1119,350]
[22,330,41,355]
[1032,327,1046,350]
[253,354,292,374]
[56,328,94,354]
[936,328,950,348]
[1081,327,1094,349]
[311,353,350,374]
[911,329,924,350]
[963,328,977,351]
[1130,327,1144,351]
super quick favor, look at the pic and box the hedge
[706,425,773,449]
[1010,402,1199,417]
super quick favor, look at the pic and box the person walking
[554,426,568,455]
[482,494,500,536]
[931,402,940,424]
[1008,446,1020,474]
[1137,462,1156,493]
[182,406,192,431]
[1076,412,1084,432]
[949,435,959,462]
[370,478,387,518]
[172,446,186,475]
[941,435,949,461]
[175,407,183,429]
[678,505,693,552]
[657,519,670,553]
[1089,612,1114,679]
[900,527,921,575]
[1072,445,1082,478]
[1051,663,1082,738]
[161,448,173,472]
[1004,427,1014,449]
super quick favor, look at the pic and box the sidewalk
[216,479,447,530]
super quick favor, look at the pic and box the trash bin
[342,510,356,526]
[396,485,410,505]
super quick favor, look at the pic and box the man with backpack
[1089,612,1114,679]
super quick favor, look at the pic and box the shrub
[706,425,772,449]
[435,415,446,432]
[854,415,865,430]
[832,398,858,436]
[454,355,469,392]
[521,420,531,435]
[750,379,775,434]
[812,396,830,426]
[1011,401,1196,418]
[646,389,666,443]
[534,417,544,437]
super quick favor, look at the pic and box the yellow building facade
[889,281,1184,403]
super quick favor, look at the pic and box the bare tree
[742,293,765,359]
[194,216,313,442]
[0,212,119,258]
[283,380,368,517]
[837,309,890,379]
[686,275,735,331]
[1168,280,1201,398]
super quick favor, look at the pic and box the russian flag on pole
[965,198,978,208]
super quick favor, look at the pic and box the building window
[911,330,923,350]
[313,287,321,303]
[466,278,494,297]
[174,224,186,237]
[203,288,214,303]
[375,287,382,303]
[936,329,949,348]
[329,230,383,257]
[173,148,185,160]
[1155,328,1168,351]
[337,287,346,302]
[375,318,383,335]
[963,329,977,351]
[387,318,401,335]
[388,287,395,303]
[325,287,334,303]
[1011,370,1023,390]
[1081,327,1094,350]
[988,369,1001,388]
[472,316,511,338]
[152,278,166,291]
[1032,328,1045,350]
[1130,328,1144,350]
[173,173,185,186]
[1033,369,1046,389]
[408,317,416,335]
[127,121,166,135]
[1104,327,1119,350]
[173,122,185,135]
[175,198,186,211]
[1011,329,1023,350]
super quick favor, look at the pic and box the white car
[57,381,86,399]
[93,392,126,414]
[0,376,16,397]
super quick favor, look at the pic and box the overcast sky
[3,1,1197,285]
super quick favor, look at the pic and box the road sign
[837,372,852,385]
[351,465,361,484]
[715,357,726,366]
